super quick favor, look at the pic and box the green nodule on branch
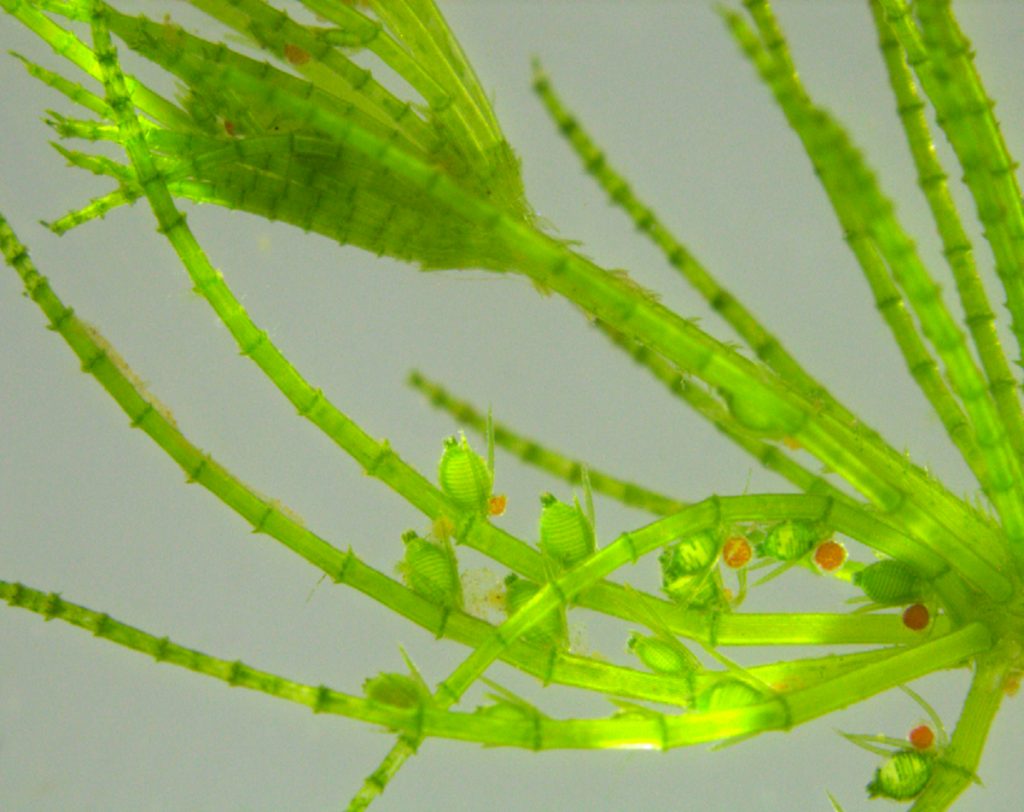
[2,1,1024,809]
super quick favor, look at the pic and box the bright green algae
[2,2,1024,810]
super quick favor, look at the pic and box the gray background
[2,2,1023,810]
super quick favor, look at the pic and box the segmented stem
[0,212,713,709]
[884,1,1024,378]
[0,579,990,751]
[869,0,1024,465]
[733,1,1024,560]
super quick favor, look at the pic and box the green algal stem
[728,648,903,695]
[407,370,688,516]
[46,112,118,141]
[736,2,1024,556]
[366,0,502,155]
[734,5,970,455]
[591,320,846,501]
[0,0,192,130]
[348,737,416,811]
[50,141,133,181]
[908,653,1008,811]
[0,206,958,652]
[87,6,920,654]
[184,0,430,143]
[297,0,467,147]
[532,61,885,458]
[870,0,1024,464]
[433,494,958,715]
[0,212,346,575]
[82,0,1007,594]
[0,578,362,709]
[45,186,140,234]
[0,213,694,708]
[422,625,987,749]
[84,7,542,582]
[914,7,1024,390]
[84,1,1017,601]
[10,50,111,119]
[911,1,1024,364]
[103,8,432,152]
[400,139,1005,591]
[0,578,991,751]
[15,185,902,681]
[46,174,230,235]
[607,596,950,648]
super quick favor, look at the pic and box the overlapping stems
[0,205,953,743]
[0,578,993,753]
[16,181,982,775]
[2,0,1022,808]
[1,0,935,668]
[9,0,1020,593]
[733,0,1024,556]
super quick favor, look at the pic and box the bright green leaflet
[2,2,1023,810]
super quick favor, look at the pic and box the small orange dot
[223,119,236,136]
[782,436,802,451]
[813,540,847,572]
[902,603,930,631]
[487,494,507,517]
[908,724,935,751]
[284,43,311,66]
[1004,671,1022,697]
[721,536,752,569]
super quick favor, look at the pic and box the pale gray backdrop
[2,2,1023,810]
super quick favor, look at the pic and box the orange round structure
[721,536,752,569]
[908,724,935,751]
[487,494,507,517]
[902,603,930,631]
[812,539,847,572]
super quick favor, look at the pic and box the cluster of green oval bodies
[661,529,719,576]
[756,520,819,561]
[627,633,699,677]
[538,492,595,569]
[431,435,937,795]
[437,434,493,515]
[657,519,831,606]
[432,436,585,649]
[867,750,933,801]
[658,529,727,607]
[362,671,430,710]
[401,530,461,609]
[655,520,934,615]
[854,559,926,605]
